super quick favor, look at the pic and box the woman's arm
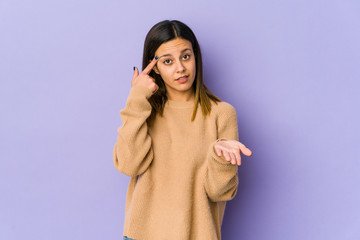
[204,103,241,202]
[113,85,154,177]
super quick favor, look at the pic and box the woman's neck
[167,90,195,102]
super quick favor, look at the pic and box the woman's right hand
[131,56,159,94]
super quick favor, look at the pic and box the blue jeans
[123,236,135,240]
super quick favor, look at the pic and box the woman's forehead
[156,38,193,57]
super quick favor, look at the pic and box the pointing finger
[142,56,159,75]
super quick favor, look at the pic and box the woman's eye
[164,59,172,64]
[183,54,190,60]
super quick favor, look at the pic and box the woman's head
[143,20,221,123]
[153,37,196,101]
[143,20,200,98]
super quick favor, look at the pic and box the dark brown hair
[143,20,221,125]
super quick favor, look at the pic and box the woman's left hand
[214,140,252,166]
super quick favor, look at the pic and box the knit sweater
[113,85,240,240]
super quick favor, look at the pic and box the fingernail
[154,56,158,60]
[133,66,135,71]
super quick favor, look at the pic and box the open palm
[214,139,252,166]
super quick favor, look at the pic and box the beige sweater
[113,85,239,240]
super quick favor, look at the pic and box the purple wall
[1,0,359,239]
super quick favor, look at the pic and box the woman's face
[153,38,196,100]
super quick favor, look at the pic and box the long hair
[142,20,221,126]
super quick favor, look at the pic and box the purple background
[1,0,359,239]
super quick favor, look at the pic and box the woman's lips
[176,75,189,83]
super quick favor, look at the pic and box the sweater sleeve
[204,103,239,202]
[113,85,154,177]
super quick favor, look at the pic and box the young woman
[113,20,252,240]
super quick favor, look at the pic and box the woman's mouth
[176,75,189,83]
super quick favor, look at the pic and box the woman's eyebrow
[159,48,192,59]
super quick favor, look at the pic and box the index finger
[142,56,159,75]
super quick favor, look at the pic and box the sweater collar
[166,98,195,108]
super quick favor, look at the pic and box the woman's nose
[176,61,186,72]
